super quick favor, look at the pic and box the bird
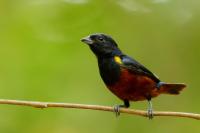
[81,33,186,119]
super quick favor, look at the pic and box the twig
[0,99,199,120]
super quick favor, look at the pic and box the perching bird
[81,33,186,119]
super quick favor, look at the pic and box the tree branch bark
[0,99,199,120]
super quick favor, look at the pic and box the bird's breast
[98,57,121,85]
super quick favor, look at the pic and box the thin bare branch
[0,99,199,120]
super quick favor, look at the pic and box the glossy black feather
[98,57,121,85]
[120,55,160,83]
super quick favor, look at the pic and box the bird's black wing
[120,55,160,83]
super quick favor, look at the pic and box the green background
[0,0,200,132]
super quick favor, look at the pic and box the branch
[0,99,199,120]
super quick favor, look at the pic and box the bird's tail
[158,82,186,95]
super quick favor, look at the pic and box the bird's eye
[98,37,104,42]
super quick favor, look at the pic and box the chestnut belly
[107,69,160,101]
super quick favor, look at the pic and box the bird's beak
[81,36,94,45]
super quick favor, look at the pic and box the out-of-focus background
[0,0,200,132]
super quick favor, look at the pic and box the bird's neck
[97,49,123,59]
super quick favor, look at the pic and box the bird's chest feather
[98,57,121,85]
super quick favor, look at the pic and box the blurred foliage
[0,0,200,133]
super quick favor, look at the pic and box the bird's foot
[147,108,153,119]
[113,105,121,117]
[113,100,130,117]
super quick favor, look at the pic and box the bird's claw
[113,105,121,117]
[147,108,153,119]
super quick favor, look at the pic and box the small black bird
[81,33,186,119]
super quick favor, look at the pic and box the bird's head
[81,33,121,57]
